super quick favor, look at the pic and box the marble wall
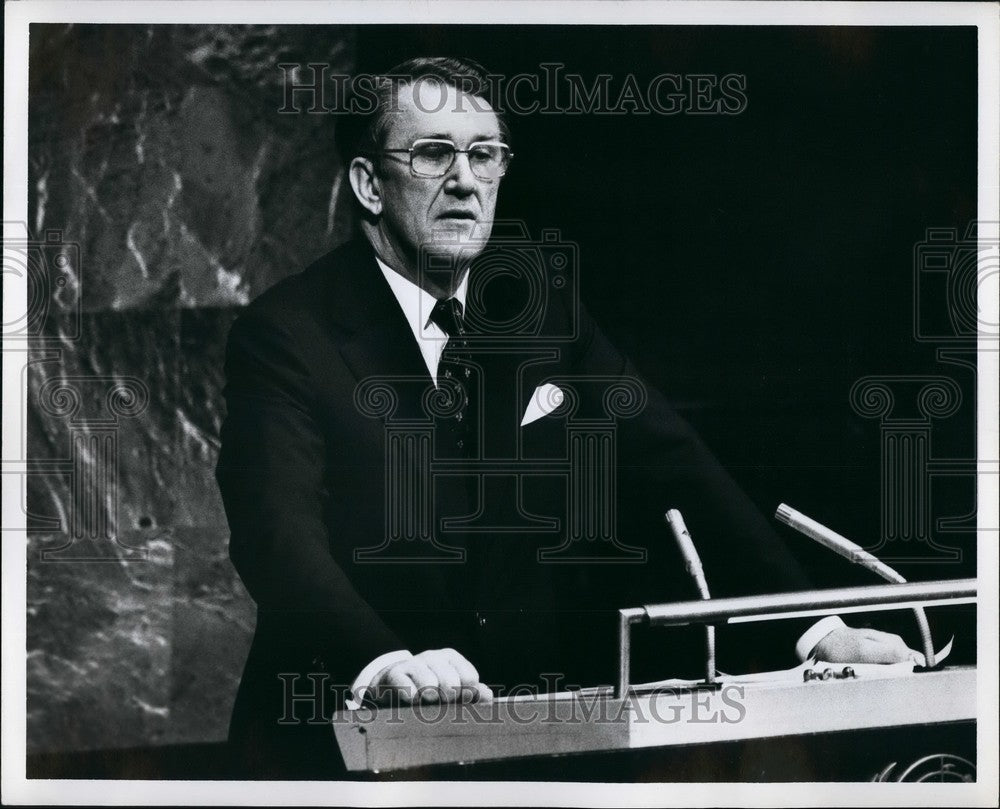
[25,24,357,753]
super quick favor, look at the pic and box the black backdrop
[353,26,978,593]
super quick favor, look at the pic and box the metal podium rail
[332,579,976,775]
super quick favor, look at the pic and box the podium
[332,579,977,781]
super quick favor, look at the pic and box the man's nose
[444,152,477,194]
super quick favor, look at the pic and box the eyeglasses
[377,138,513,181]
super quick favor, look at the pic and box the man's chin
[433,218,492,240]
[422,221,492,263]
[420,243,483,272]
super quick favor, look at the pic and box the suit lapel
[325,240,569,438]
[326,240,431,386]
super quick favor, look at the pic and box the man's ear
[348,156,382,216]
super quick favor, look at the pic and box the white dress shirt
[375,255,470,386]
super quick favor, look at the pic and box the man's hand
[813,626,926,665]
[369,648,493,705]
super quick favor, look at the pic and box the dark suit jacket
[215,238,812,776]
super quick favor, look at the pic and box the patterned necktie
[428,297,475,457]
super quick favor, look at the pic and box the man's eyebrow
[417,133,503,142]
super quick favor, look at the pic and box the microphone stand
[665,509,716,685]
[776,503,937,668]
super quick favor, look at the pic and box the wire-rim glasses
[377,138,513,181]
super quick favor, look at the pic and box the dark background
[356,25,978,582]
[25,23,978,771]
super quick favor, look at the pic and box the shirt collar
[374,255,470,340]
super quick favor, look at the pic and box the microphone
[664,509,715,684]
[775,503,936,667]
[775,504,904,583]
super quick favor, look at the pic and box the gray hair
[345,56,510,160]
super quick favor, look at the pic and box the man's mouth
[438,210,477,220]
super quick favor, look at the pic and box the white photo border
[3,1,998,806]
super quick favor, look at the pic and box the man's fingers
[413,648,484,702]
[422,657,463,702]
[816,627,928,666]
[403,660,442,701]
[858,639,902,664]
[440,649,481,685]
[859,634,918,664]
[885,633,915,661]
[378,668,419,704]
[374,660,442,703]
[862,628,903,645]
[863,630,923,664]
[472,682,493,703]
[373,649,488,706]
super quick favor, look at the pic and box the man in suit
[215,56,924,777]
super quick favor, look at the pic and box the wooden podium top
[332,664,976,773]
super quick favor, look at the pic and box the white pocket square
[521,383,564,426]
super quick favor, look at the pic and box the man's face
[374,80,503,273]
